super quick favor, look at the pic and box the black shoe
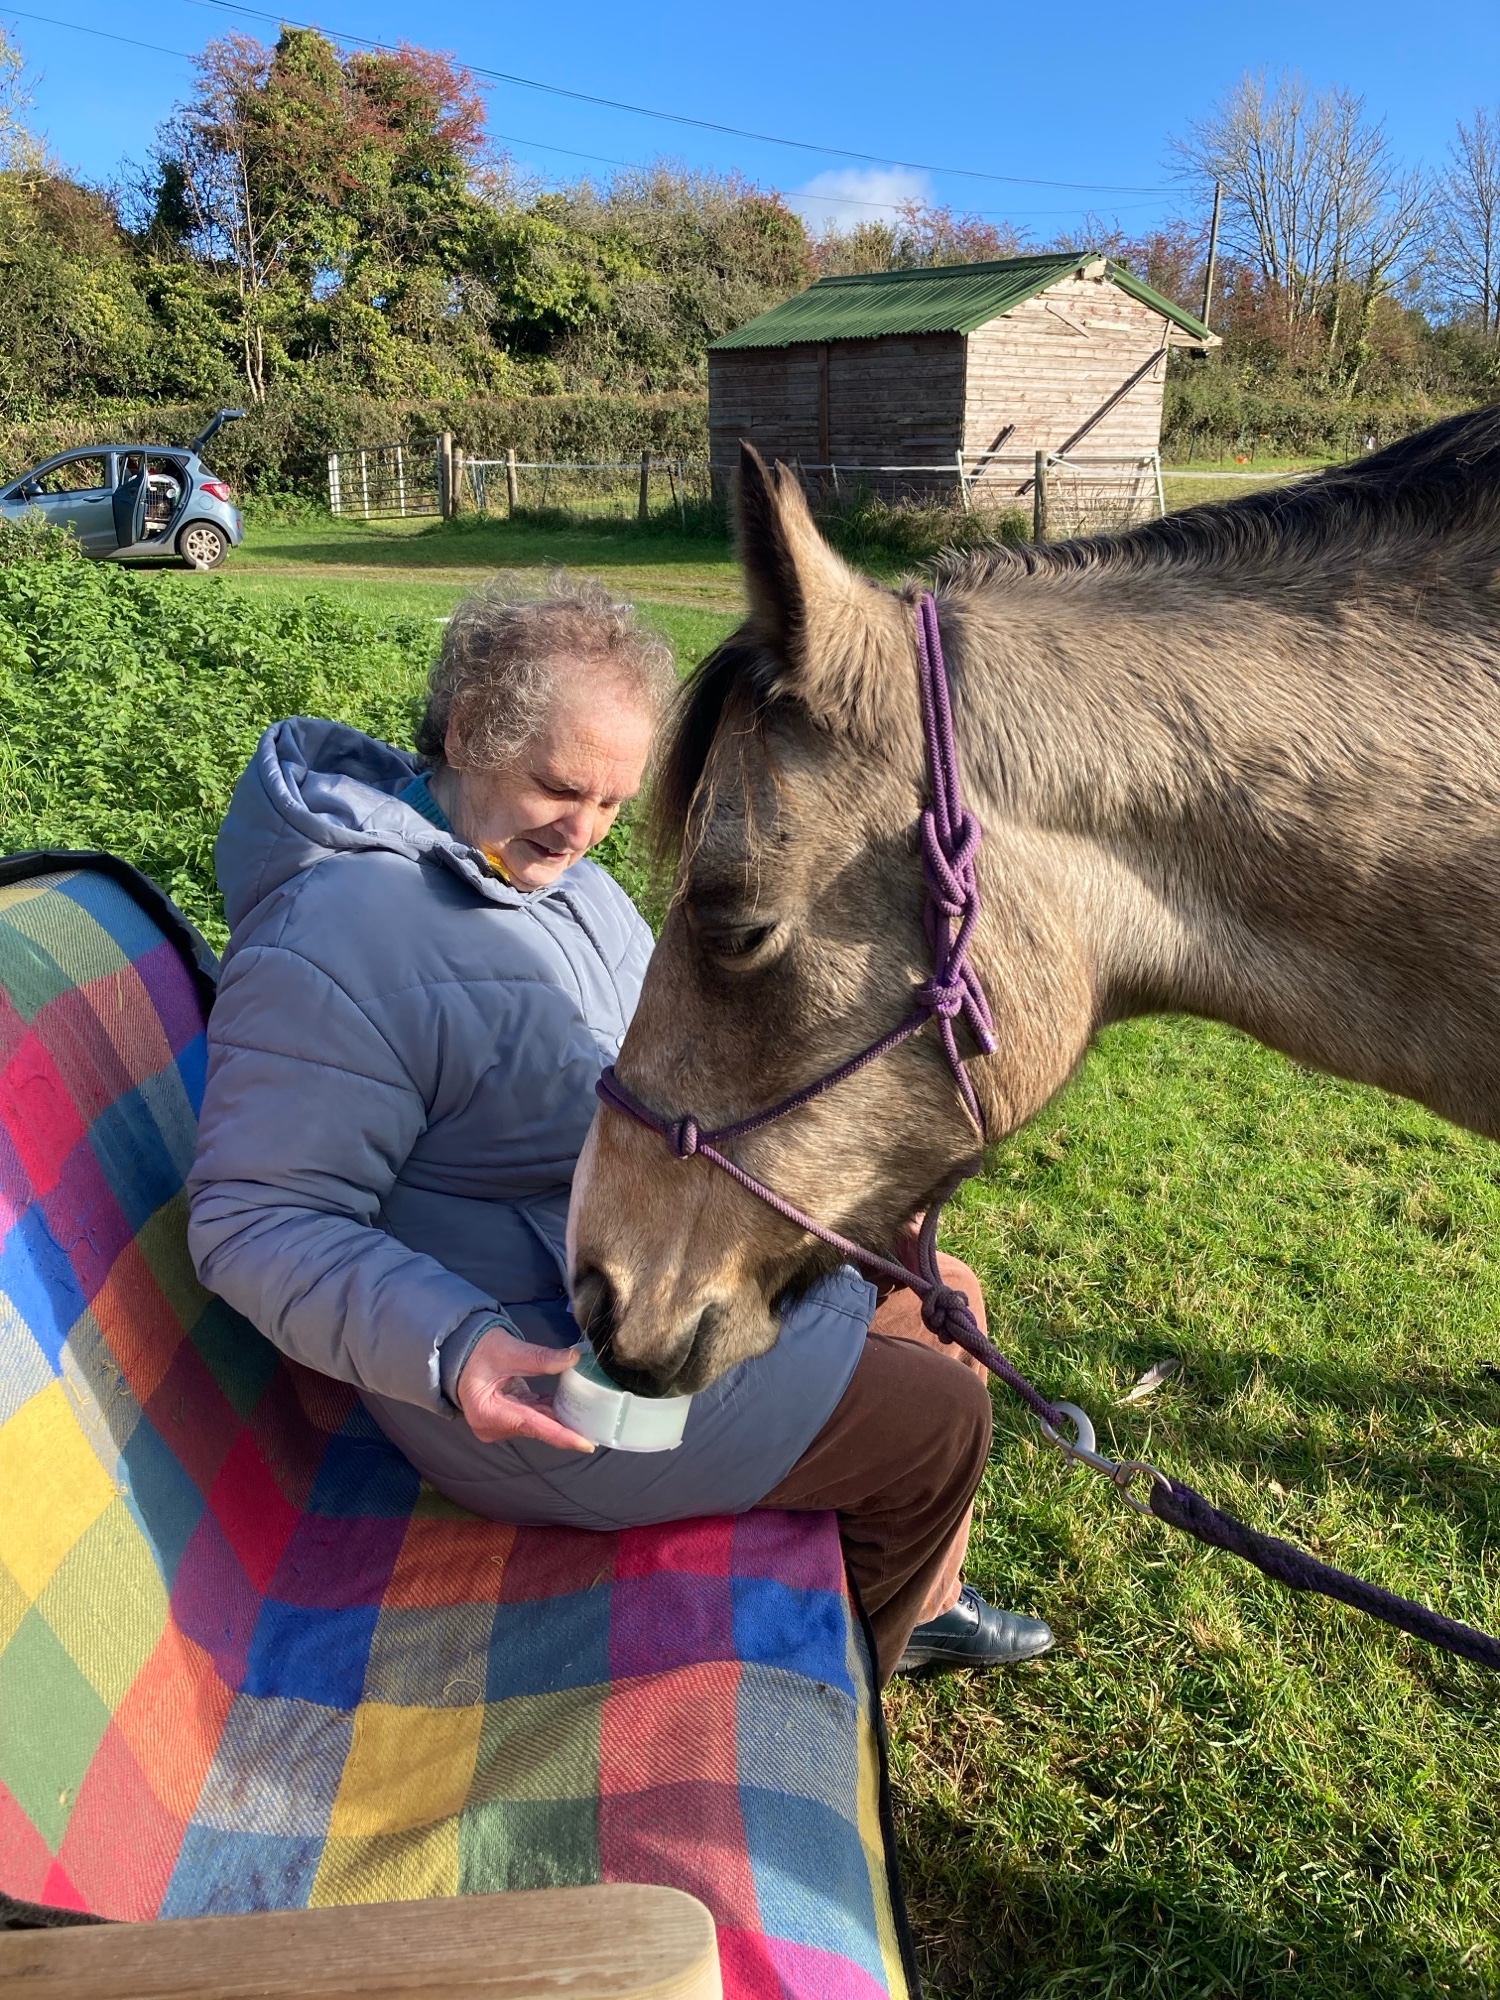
[896,1585,1054,1673]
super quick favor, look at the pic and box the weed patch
[0,560,433,943]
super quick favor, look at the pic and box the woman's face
[445,671,655,890]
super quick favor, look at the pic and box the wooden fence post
[1033,450,1049,543]
[452,446,465,517]
[505,447,519,515]
[638,449,652,523]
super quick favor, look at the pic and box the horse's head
[567,445,1095,1394]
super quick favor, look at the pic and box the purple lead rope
[596,592,1500,1673]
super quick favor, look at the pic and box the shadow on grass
[987,1333,1500,1577]
[895,1793,1495,2000]
[243,513,737,574]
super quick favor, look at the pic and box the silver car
[0,411,247,569]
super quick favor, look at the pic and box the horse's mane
[651,403,1500,859]
[941,400,1500,593]
[650,639,777,865]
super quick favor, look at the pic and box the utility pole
[1200,180,1223,331]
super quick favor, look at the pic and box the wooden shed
[708,252,1218,524]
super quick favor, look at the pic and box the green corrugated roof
[709,252,1215,350]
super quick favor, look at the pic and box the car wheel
[178,520,229,570]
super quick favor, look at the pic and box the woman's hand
[456,1326,595,1452]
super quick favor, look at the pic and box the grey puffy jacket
[187,719,872,1526]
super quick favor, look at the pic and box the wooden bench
[0,1884,721,1999]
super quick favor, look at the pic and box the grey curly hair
[415,575,677,769]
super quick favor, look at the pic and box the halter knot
[669,1116,701,1159]
[916,976,966,1020]
[920,1283,979,1348]
[919,806,982,915]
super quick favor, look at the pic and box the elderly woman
[187,580,1052,1682]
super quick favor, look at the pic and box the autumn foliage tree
[150,30,485,399]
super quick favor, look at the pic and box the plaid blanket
[0,858,915,1999]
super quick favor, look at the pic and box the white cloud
[786,166,933,233]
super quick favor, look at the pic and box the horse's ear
[735,442,907,734]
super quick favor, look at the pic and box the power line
[174,0,1177,195]
[494,127,1166,219]
[5,1,1177,216]
[3,4,194,64]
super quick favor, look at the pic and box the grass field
[894,1024,1499,1998]
[197,463,1330,625]
[7,498,1497,1996]
[220,510,747,625]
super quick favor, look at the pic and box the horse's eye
[702,921,776,963]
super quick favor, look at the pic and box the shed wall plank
[962,277,1169,473]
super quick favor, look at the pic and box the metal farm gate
[326,439,442,520]
[461,452,711,523]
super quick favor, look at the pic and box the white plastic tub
[552,1345,693,1453]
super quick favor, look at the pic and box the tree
[150,29,485,400]
[0,172,161,409]
[0,25,42,173]
[474,168,809,391]
[811,200,1025,276]
[1173,71,1426,379]
[1430,110,1500,337]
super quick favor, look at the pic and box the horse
[567,411,1500,1398]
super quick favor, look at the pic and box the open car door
[112,461,148,551]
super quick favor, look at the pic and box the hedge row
[5,376,1482,500]
[1160,370,1473,459]
[0,389,712,498]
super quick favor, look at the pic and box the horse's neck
[959,586,1500,1139]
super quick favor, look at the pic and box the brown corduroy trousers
[755,1255,993,1684]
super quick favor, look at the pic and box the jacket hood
[217,717,528,932]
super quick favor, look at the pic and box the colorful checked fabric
[0,860,914,2000]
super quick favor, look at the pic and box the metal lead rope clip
[1036,1401,1172,1516]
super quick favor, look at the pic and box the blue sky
[7,0,1498,241]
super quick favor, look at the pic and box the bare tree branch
[1429,109,1500,337]
[1172,70,1427,350]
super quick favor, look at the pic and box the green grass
[5,529,1497,1996]
[221,510,748,612]
[897,1019,1500,1999]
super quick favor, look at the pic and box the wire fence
[459,449,1167,531]
[461,454,712,522]
[326,440,1289,534]
[774,451,1167,530]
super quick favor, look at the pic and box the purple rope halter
[594,593,1500,1673]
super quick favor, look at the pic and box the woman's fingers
[513,1341,583,1376]
[462,1327,580,1387]
[465,1385,596,1452]
[454,1328,593,1448]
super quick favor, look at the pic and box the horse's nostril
[572,1266,663,1395]
[571,1264,618,1351]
